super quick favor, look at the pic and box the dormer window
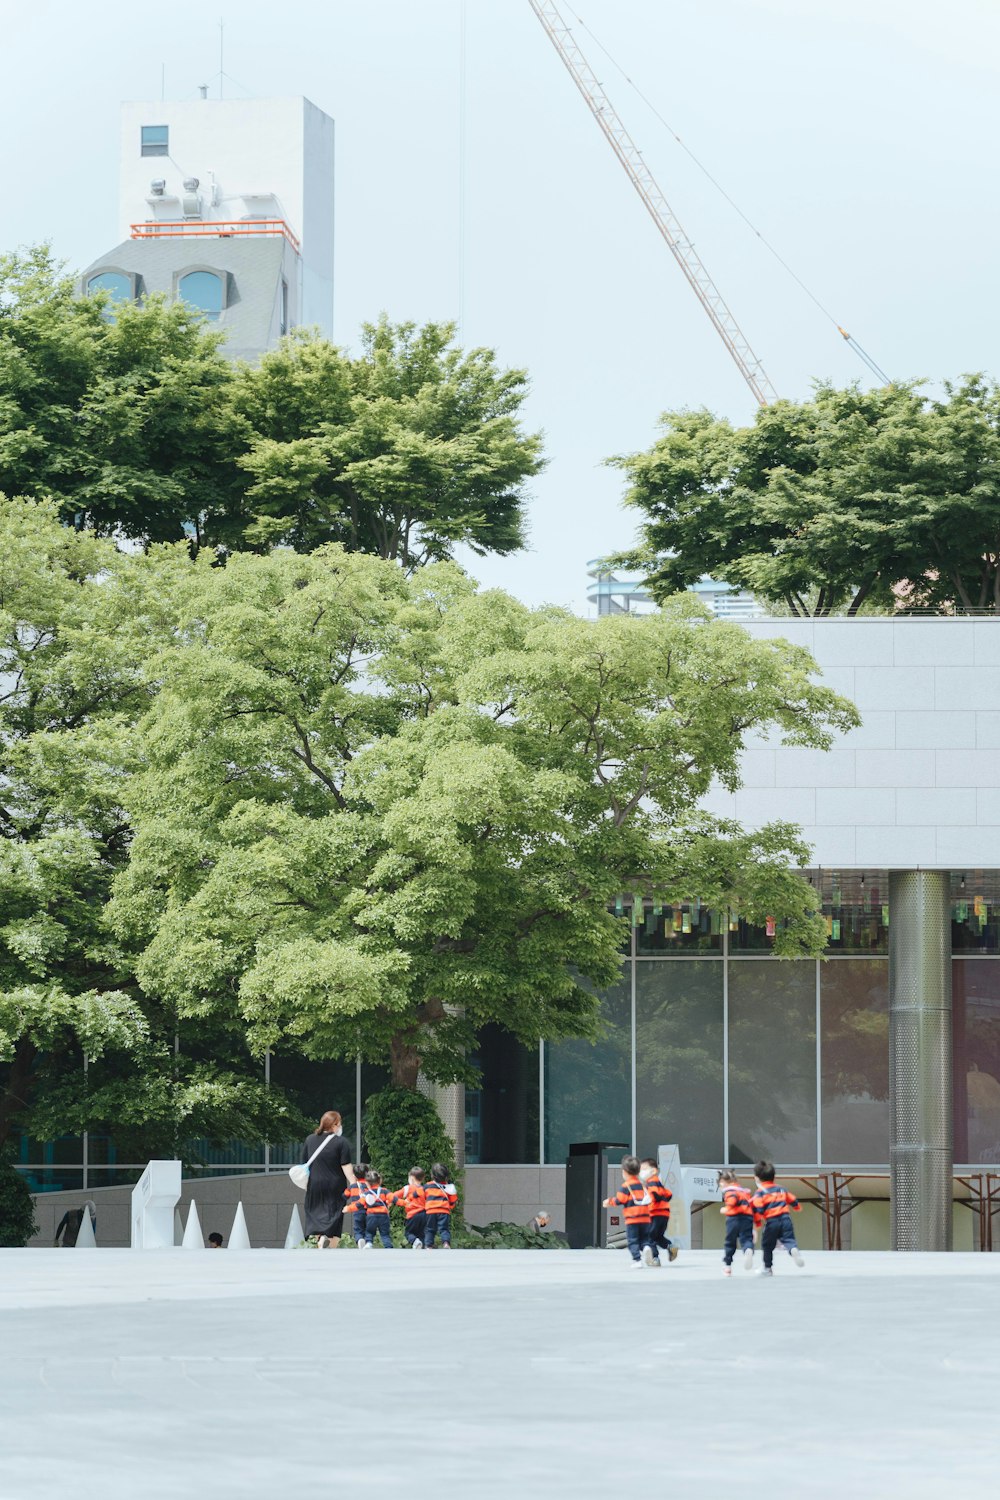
[178,269,225,321]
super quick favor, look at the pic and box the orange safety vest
[609,1177,651,1224]
[751,1185,801,1223]
[424,1182,457,1217]
[721,1184,753,1218]
[344,1181,367,1213]
[392,1183,426,1219]
[644,1175,673,1219]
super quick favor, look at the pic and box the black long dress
[302,1132,353,1237]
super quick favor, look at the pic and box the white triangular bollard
[284,1204,305,1250]
[227,1200,252,1250]
[75,1206,97,1249]
[181,1200,204,1250]
[174,1207,184,1245]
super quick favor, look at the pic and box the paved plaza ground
[1,1248,998,1498]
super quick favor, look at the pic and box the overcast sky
[4,0,1000,612]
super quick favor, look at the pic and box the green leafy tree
[0,246,241,545]
[0,1150,37,1246]
[219,317,543,563]
[110,548,857,1095]
[0,496,303,1157]
[612,381,948,616]
[362,1087,457,1188]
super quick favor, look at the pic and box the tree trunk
[389,1033,422,1091]
[0,1038,38,1149]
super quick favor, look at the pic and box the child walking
[343,1164,369,1247]
[751,1160,804,1276]
[603,1155,656,1268]
[423,1164,458,1248]
[640,1158,679,1263]
[362,1171,393,1248]
[718,1169,754,1275]
[392,1166,427,1250]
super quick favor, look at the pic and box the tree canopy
[613,377,1000,615]
[0,496,303,1154]
[0,249,542,567]
[109,545,857,1091]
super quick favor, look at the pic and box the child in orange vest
[343,1164,369,1247]
[391,1166,427,1250]
[362,1171,393,1248]
[603,1155,656,1268]
[423,1163,458,1248]
[718,1169,755,1275]
[640,1157,679,1264]
[751,1160,804,1276]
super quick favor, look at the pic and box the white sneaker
[756,1267,773,1277]
[629,1258,644,1269]
[641,1245,655,1267]
[411,1240,424,1250]
[792,1248,804,1267]
[743,1247,754,1270]
[317,1236,330,1250]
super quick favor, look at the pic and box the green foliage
[362,1087,457,1187]
[226,318,543,563]
[613,377,1000,616]
[0,253,541,565]
[0,246,240,544]
[459,1220,560,1250]
[112,543,855,1091]
[0,1151,37,1246]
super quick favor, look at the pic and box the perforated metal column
[889,870,952,1251]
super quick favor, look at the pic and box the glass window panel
[728,960,817,1164]
[464,1025,539,1164]
[87,271,132,303]
[951,873,1000,954]
[820,959,889,1164]
[953,959,1000,1163]
[635,959,724,1161]
[730,871,888,954]
[179,270,224,320]
[268,1053,358,1164]
[141,124,169,156]
[635,902,723,955]
[544,966,631,1163]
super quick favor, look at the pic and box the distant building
[586,561,762,620]
[79,96,335,361]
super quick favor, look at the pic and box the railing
[130,218,301,251]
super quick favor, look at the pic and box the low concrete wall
[30,1165,569,1248]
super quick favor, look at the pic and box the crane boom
[529,0,778,406]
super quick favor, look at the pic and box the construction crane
[528,0,778,406]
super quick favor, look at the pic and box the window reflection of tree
[635,961,724,1161]
[728,962,817,1163]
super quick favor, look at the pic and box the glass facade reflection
[635,960,724,1161]
[15,876,1000,1186]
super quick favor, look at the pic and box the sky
[4,0,1000,613]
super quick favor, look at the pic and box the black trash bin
[565,1140,628,1248]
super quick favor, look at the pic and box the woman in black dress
[303,1109,356,1248]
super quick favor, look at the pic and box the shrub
[362,1087,458,1190]
[0,1153,38,1247]
[459,1220,560,1250]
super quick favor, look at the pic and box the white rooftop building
[80,96,334,360]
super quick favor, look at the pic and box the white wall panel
[816,788,893,826]
[896,788,977,826]
[854,749,934,787]
[855,826,938,865]
[895,712,978,749]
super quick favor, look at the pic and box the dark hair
[755,1160,776,1182]
[353,1163,368,1179]
[640,1157,658,1170]
[367,1170,382,1185]
[409,1166,425,1182]
[207,1232,223,1246]
[317,1110,342,1134]
[622,1155,640,1176]
[430,1162,449,1183]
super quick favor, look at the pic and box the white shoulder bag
[289,1131,337,1191]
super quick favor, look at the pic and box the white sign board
[657,1149,723,1251]
[131,1160,182,1249]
